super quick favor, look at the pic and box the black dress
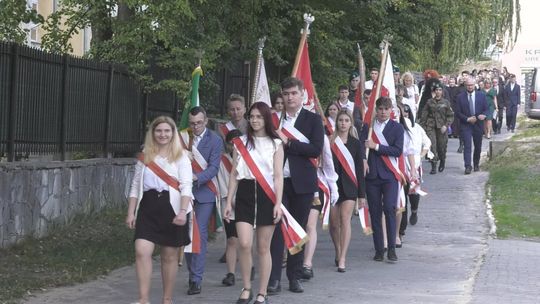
[332,135,366,204]
[134,189,190,247]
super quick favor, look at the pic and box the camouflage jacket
[419,98,454,129]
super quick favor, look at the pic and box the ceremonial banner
[179,66,203,129]
[294,41,316,111]
[254,57,272,106]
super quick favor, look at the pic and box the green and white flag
[179,66,203,130]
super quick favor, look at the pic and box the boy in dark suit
[268,77,324,294]
[364,97,404,262]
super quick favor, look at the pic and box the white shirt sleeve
[177,153,193,198]
[129,160,144,199]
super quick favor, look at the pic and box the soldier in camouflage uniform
[418,82,454,174]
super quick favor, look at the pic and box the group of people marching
[124,65,520,304]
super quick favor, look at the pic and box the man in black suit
[504,74,520,132]
[492,77,506,134]
[268,77,324,294]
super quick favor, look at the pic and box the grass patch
[0,207,135,303]
[487,121,540,238]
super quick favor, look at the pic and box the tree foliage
[0,0,43,44]
[0,0,521,105]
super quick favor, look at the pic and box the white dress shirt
[281,107,303,178]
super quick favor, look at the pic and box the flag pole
[250,37,266,106]
[292,13,314,77]
[366,36,392,159]
[356,42,366,116]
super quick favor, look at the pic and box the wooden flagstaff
[250,37,266,106]
[356,42,366,116]
[289,13,328,128]
[366,36,392,159]
[291,13,314,77]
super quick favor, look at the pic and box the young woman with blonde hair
[126,116,193,304]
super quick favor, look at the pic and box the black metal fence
[0,42,179,161]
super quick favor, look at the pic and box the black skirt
[134,190,190,247]
[235,179,276,226]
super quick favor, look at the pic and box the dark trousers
[461,124,483,167]
[269,178,312,282]
[494,108,504,132]
[399,191,420,236]
[506,105,518,130]
[366,177,398,252]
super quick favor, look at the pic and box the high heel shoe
[253,293,269,304]
[337,267,346,273]
[236,288,252,304]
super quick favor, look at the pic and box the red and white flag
[293,40,316,112]
[364,51,396,127]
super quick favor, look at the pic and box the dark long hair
[246,102,279,150]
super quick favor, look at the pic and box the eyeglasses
[189,121,205,127]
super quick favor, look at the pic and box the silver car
[527,67,540,119]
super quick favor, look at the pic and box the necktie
[468,93,474,115]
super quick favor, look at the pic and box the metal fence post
[59,55,69,160]
[103,64,114,157]
[7,43,19,162]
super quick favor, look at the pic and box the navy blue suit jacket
[193,129,223,203]
[504,83,520,107]
[286,108,324,194]
[366,119,404,181]
[455,90,489,130]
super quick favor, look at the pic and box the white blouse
[129,153,193,215]
[235,136,282,180]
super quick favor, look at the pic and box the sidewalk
[20,129,539,304]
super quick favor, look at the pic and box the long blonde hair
[142,116,183,164]
[330,110,358,145]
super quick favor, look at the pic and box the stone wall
[0,158,135,248]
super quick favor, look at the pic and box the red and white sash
[179,130,220,196]
[219,121,236,137]
[317,168,331,230]
[371,126,407,210]
[232,137,309,255]
[358,206,373,235]
[272,112,281,130]
[136,153,201,253]
[331,136,357,187]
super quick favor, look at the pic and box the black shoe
[464,166,472,175]
[337,267,346,273]
[409,212,418,225]
[236,288,253,304]
[511,129,515,133]
[301,266,313,280]
[430,161,437,174]
[474,165,480,172]
[222,272,235,286]
[438,160,445,172]
[187,282,201,295]
[219,253,226,263]
[387,248,398,262]
[373,250,384,262]
[457,143,464,153]
[267,280,281,294]
[254,293,269,304]
[289,279,304,293]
